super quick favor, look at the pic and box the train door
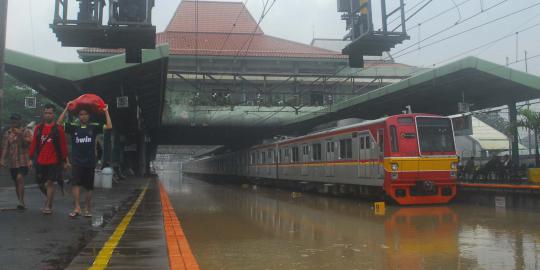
[357,136,365,178]
[377,129,385,178]
[325,140,335,177]
[301,144,309,176]
[256,151,260,175]
[267,149,273,175]
[282,148,288,176]
[365,135,373,179]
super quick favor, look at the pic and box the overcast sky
[5,0,540,74]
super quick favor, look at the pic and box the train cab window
[268,150,273,163]
[365,137,371,149]
[312,143,322,161]
[360,137,365,149]
[250,153,256,165]
[261,152,266,164]
[292,146,299,162]
[390,126,399,152]
[339,138,353,159]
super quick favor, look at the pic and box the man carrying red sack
[58,98,112,218]
[29,104,69,215]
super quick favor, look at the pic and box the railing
[52,0,153,27]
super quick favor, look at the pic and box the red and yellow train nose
[384,157,458,205]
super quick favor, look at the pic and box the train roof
[250,113,444,149]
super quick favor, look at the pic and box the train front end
[384,115,458,205]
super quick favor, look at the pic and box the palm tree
[517,108,540,167]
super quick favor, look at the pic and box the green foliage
[517,108,540,133]
[1,74,59,128]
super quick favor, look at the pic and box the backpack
[34,123,64,195]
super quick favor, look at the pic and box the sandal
[69,211,81,218]
[42,208,53,215]
[16,205,26,210]
[84,211,92,218]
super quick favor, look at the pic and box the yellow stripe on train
[384,157,458,172]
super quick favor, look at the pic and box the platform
[0,175,199,270]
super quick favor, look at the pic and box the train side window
[261,152,266,164]
[365,136,371,149]
[326,141,335,153]
[312,143,322,161]
[339,138,352,159]
[390,126,399,152]
[250,153,256,165]
[292,146,299,163]
[360,137,365,149]
[268,150,273,163]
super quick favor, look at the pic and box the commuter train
[184,113,458,205]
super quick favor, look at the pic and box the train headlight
[451,162,458,170]
[391,163,399,171]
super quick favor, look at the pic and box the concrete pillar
[508,103,520,167]
[0,0,8,129]
[111,131,122,164]
[102,128,112,165]
[138,131,147,175]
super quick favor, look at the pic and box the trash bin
[94,169,102,188]
[102,167,114,189]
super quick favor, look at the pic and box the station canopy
[283,56,540,132]
[4,45,169,132]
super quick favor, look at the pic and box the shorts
[10,167,29,181]
[72,165,95,191]
[36,164,62,185]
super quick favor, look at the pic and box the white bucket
[101,167,113,189]
[94,169,103,188]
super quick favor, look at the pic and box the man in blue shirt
[58,101,112,218]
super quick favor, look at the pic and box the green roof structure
[4,45,169,131]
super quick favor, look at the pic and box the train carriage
[184,113,458,205]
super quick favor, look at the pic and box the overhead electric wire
[408,0,474,31]
[433,14,540,66]
[392,0,511,58]
[237,0,277,57]
[218,0,251,53]
[387,0,431,26]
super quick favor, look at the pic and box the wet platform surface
[67,179,169,270]
[0,176,149,269]
[165,176,540,270]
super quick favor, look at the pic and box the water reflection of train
[184,114,458,205]
[216,186,460,269]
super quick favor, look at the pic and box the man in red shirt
[29,104,68,214]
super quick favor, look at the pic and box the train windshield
[416,117,455,154]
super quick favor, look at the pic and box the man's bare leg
[72,185,81,213]
[45,180,55,211]
[16,174,25,207]
[84,190,92,215]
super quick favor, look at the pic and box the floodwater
[163,176,540,270]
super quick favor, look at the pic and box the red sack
[68,94,106,114]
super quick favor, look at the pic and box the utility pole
[525,50,528,72]
[0,0,8,129]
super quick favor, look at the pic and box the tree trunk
[535,129,539,167]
